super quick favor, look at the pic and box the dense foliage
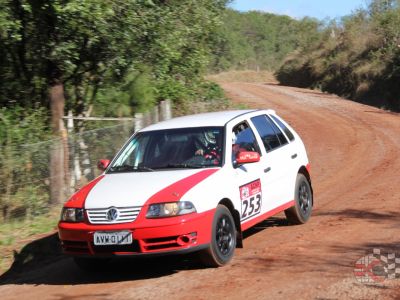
[0,0,227,117]
[276,0,400,111]
[210,9,321,72]
[0,0,228,217]
[0,107,51,220]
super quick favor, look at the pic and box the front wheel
[200,205,236,267]
[285,173,313,224]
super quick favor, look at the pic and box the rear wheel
[285,173,313,224]
[200,205,236,267]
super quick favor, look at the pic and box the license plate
[93,231,133,246]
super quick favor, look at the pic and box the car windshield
[108,127,224,173]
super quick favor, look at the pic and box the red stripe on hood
[145,169,219,205]
[64,175,104,208]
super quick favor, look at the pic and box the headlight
[61,208,85,222]
[146,201,196,218]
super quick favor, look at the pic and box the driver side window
[232,122,261,163]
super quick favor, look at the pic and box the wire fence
[0,101,172,223]
[0,122,132,222]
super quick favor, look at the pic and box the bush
[275,2,400,112]
[0,107,51,221]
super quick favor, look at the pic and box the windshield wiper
[136,166,155,172]
[154,163,206,169]
[109,165,154,172]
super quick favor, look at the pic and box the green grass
[234,102,249,110]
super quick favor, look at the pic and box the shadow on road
[0,217,289,286]
[243,216,289,240]
[0,233,206,286]
[314,209,399,225]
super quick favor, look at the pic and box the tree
[0,0,229,204]
[368,0,398,15]
[275,1,400,111]
[0,0,149,203]
[208,9,321,71]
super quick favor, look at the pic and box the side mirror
[236,151,260,165]
[97,159,110,171]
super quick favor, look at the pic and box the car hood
[84,169,218,209]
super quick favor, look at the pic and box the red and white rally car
[58,109,313,269]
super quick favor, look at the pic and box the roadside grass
[0,210,59,274]
[173,85,248,116]
[207,70,277,84]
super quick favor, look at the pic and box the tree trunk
[49,83,67,205]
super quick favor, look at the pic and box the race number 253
[239,179,262,221]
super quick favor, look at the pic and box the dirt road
[1,82,399,299]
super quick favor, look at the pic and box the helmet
[204,130,217,144]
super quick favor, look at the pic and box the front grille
[62,240,90,254]
[91,240,141,254]
[142,236,181,251]
[86,206,141,224]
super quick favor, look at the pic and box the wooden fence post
[152,105,159,123]
[159,100,172,121]
[134,113,143,132]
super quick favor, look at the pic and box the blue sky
[229,0,368,20]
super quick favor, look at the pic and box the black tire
[200,205,236,267]
[73,257,111,272]
[285,173,313,225]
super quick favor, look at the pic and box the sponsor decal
[239,179,262,221]
[354,248,400,283]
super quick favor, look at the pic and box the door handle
[291,153,298,159]
[264,167,271,173]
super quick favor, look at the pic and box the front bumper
[58,208,215,256]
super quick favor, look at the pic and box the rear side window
[251,115,288,152]
[270,115,295,142]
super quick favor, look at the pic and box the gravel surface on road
[1,81,399,300]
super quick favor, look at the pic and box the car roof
[140,109,275,131]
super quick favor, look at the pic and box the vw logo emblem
[107,207,119,221]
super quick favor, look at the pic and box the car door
[250,114,294,211]
[230,121,265,223]
[268,113,300,194]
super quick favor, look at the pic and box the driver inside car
[194,131,222,164]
